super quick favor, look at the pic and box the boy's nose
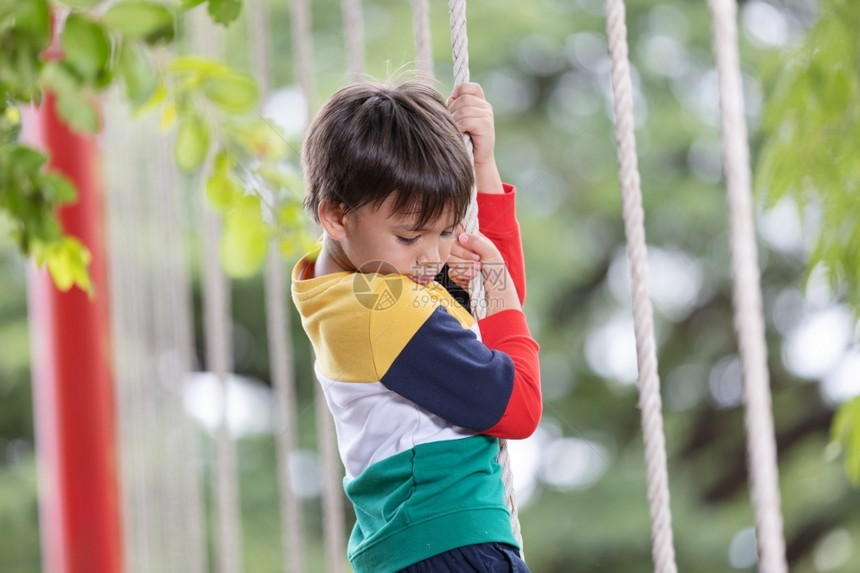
[417,245,442,265]
[416,246,443,274]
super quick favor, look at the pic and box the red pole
[24,90,123,572]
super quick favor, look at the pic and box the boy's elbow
[512,404,542,439]
[485,403,542,440]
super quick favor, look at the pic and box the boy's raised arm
[448,83,527,303]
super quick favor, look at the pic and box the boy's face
[340,194,459,285]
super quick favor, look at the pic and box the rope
[105,89,209,573]
[189,9,244,573]
[707,1,788,571]
[293,0,348,570]
[341,0,365,81]
[248,1,308,571]
[411,0,433,76]
[603,1,677,572]
[157,120,209,573]
[291,0,314,114]
[447,0,523,554]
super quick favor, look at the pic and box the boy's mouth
[408,274,435,285]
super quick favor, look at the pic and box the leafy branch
[755,0,860,485]
[0,0,311,294]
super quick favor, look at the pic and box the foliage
[756,0,860,487]
[0,0,311,293]
[832,396,860,487]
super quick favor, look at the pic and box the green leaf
[12,40,45,97]
[39,237,94,296]
[207,0,242,25]
[168,55,227,77]
[205,158,242,211]
[119,42,158,105]
[832,397,860,487]
[174,115,209,172]
[39,173,78,205]
[258,165,302,193]
[203,73,259,114]
[102,1,175,44]
[0,104,22,144]
[54,90,100,133]
[10,0,50,40]
[180,0,206,8]
[220,196,269,277]
[231,119,290,160]
[40,61,82,95]
[54,0,103,7]
[7,146,47,176]
[61,14,111,81]
[276,201,304,229]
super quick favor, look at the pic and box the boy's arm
[477,184,526,305]
[371,299,541,440]
[448,83,527,304]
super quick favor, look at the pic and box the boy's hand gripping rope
[448,0,524,555]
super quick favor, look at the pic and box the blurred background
[2,0,860,571]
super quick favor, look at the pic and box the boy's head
[302,78,474,281]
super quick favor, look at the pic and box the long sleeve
[477,183,526,305]
[371,299,541,440]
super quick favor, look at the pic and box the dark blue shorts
[398,542,531,573]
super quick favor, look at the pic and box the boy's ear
[318,201,348,240]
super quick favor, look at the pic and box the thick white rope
[342,0,365,82]
[411,0,433,76]
[603,1,677,572]
[248,1,307,571]
[707,2,788,571]
[447,0,523,554]
[189,10,243,573]
[292,0,348,571]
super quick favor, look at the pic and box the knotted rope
[447,0,523,554]
[411,0,433,76]
[189,10,243,573]
[342,0,365,81]
[292,0,349,571]
[248,1,308,571]
[708,1,788,571]
[603,1,677,571]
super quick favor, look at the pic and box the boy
[291,78,541,573]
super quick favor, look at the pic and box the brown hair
[301,78,473,229]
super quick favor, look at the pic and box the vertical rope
[104,89,150,573]
[189,9,243,573]
[447,0,522,554]
[411,0,433,76]
[293,1,348,571]
[603,1,677,572]
[156,124,209,573]
[707,1,788,571]
[341,0,365,81]
[291,0,314,112]
[248,1,308,571]
[104,89,208,573]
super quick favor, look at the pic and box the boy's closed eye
[396,230,456,245]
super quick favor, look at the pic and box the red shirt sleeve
[477,184,526,305]
[478,309,542,439]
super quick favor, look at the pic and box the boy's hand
[447,230,521,315]
[448,83,503,195]
[448,82,495,167]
